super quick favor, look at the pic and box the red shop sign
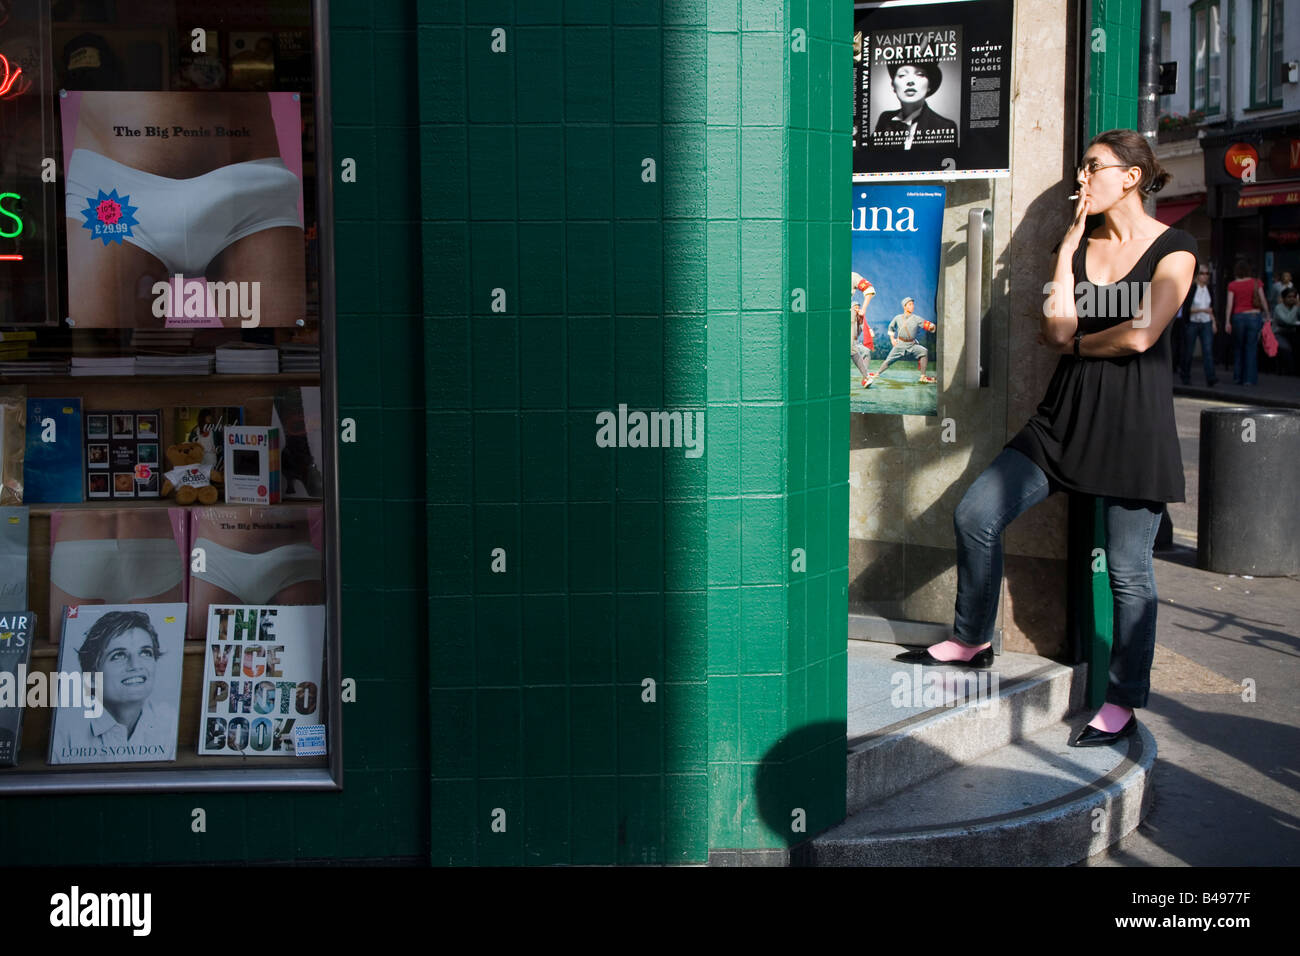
[1224,142,1259,180]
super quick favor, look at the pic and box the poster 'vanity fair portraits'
[854,0,1013,180]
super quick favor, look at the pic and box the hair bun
[1144,168,1171,194]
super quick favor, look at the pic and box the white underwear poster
[59,91,306,328]
[854,0,1012,180]
[185,505,324,640]
[198,604,326,756]
[850,183,945,416]
[48,508,189,644]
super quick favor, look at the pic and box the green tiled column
[1088,0,1140,133]
[421,0,848,865]
[421,0,711,866]
[1080,0,1140,707]
[702,0,848,859]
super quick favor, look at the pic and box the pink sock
[926,639,991,662]
[1087,702,1133,732]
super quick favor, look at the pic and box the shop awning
[1238,181,1300,208]
[1155,195,1204,224]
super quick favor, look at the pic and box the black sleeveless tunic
[1006,227,1197,503]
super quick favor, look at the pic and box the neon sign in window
[0,54,28,98]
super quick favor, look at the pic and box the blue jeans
[952,448,1163,708]
[1232,311,1263,384]
[1181,320,1216,384]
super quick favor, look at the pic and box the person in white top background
[1179,261,1217,387]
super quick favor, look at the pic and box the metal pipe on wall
[1139,0,1161,215]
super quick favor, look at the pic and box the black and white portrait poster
[854,0,1013,180]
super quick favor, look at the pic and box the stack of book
[215,342,279,375]
[0,359,68,376]
[131,330,196,351]
[134,353,215,375]
[279,343,320,373]
[70,356,136,376]
[0,331,33,364]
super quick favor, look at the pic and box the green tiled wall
[1088,0,1140,133]
[0,0,851,867]
[423,0,847,864]
[1083,0,1139,707]
[703,0,848,854]
[421,0,711,866]
[0,0,430,864]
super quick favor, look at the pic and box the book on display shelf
[47,508,188,643]
[0,507,27,613]
[84,408,162,500]
[174,405,243,474]
[0,611,35,767]
[185,505,322,640]
[198,604,326,756]
[47,603,186,765]
[0,386,24,504]
[24,398,83,503]
[223,426,280,504]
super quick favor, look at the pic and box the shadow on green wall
[755,721,846,848]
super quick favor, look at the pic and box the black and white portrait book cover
[854,0,1013,180]
[47,603,186,765]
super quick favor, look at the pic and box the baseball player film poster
[850,184,945,416]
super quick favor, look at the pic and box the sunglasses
[1076,160,1132,178]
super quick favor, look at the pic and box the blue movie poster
[849,184,945,415]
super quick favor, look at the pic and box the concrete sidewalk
[1082,397,1300,866]
[1174,369,1300,409]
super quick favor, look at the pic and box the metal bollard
[1197,407,1300,576]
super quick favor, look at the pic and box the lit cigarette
[1068,193,1080,200]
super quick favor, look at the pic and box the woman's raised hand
[1060,186,1091,258]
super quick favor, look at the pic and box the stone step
[846,641,1086,813]
[798,718,1157,866]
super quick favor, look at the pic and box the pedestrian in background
[1225,260,1270,386]
[1179,261,1216,386]
[1270,269,1293,308]
[1273,287,1300,376]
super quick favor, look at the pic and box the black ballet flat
[895,645,994,669]
[1070,714,1138,747]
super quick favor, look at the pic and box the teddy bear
[160,442,224,505]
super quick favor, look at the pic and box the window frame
[1189,0,1223,115]
[1249,0,1284,109]
[0,0,343,796]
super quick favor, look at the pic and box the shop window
[0,0,338,791]
[1250,0,1284,108]
[1190,0,1222,115]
